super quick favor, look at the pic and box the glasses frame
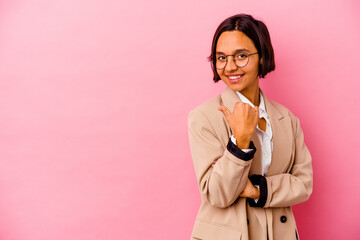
[215,52,259,70]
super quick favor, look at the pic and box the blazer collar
[221,86,283,121]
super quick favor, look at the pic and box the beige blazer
[188,87,313,240]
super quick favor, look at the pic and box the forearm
[264,172,312,208]
[201,140,256,208]
[189,109,258,208]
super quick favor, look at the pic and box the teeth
[229,75,242,79]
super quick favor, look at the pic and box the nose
[225,56,238,71]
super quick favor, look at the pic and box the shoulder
[188,94,224,123]
[266,97,300,135]
[188,94,231,146]
[190,94,222,114]
[266,97,298,120]
[188,94,228,135]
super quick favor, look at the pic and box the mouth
[227,74,244,83]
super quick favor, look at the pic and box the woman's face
[216,31,261,95]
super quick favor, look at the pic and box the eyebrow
[216,48,250,55]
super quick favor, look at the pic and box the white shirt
[230,91,273,176]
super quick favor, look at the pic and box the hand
[218,103,259,148]
[239,178,260,199]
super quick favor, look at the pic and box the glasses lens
[234,53,249,68]
[216,55,226,69]
[215,53,250,69]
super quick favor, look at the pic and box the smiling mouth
[228,75,244,80]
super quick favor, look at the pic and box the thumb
[218,106,232,118]
[253,106,260,120]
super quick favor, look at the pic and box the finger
[218,106,232,118]
[254,106,259,116]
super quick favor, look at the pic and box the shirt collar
[235,91,267,115]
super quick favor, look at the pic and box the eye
[217,55,226,61]
[235,53,248,59]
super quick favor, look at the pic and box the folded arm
[248,116,313,208]
[188,109,257,208]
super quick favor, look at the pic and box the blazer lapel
[261,89,293,176]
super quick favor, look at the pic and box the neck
[240,85,260,107]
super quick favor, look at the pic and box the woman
[188,14,313,240]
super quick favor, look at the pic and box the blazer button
[280,216,287,223]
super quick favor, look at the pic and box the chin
[224,82,245,93]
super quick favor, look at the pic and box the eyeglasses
[215,52,258,70]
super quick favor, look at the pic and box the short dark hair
[208,14,275,82]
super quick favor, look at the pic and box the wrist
[234,135,251,149]
[248,175,268,208]
[253,187,260,199]
[227,139,257,161]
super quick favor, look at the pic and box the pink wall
[0,0,359,239]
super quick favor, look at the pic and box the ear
[259,58,263,65]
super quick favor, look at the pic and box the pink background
[0,0,359,239]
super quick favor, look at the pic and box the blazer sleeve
[188,109,255,208]
[249,115,313,208]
